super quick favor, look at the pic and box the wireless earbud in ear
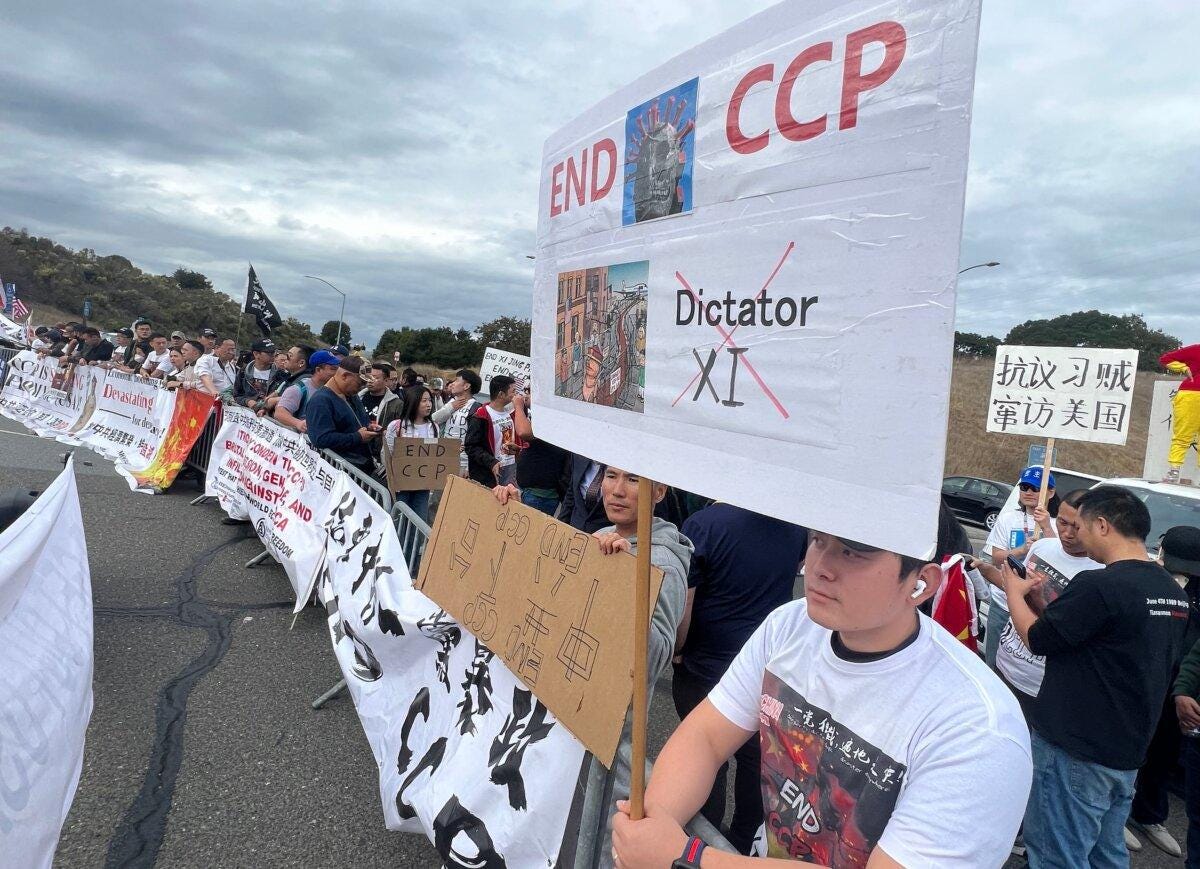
[910,579,927,599]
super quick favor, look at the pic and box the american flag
[9,284,28,319]
[11,297,29,319]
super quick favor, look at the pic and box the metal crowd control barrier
[567,755,735,867]
[0,345,19,366]
[320,448,394,513]
[186,403,223,505]
[311,498,429,711]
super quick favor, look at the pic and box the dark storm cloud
[1,1,1196,347]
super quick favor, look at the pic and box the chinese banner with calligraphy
[986,346,1139,445]
[205,411,586,863]
[530,0,983,557]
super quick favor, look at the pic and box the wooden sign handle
[1035,438,1055,539]
[629,475,653,821]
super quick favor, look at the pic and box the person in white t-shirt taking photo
[611,525,1032,869]
[981,466,1056,668]
[195,338,238,400]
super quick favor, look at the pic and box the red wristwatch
[672,836,706,868]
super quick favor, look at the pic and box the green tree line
[956,310,1179,369]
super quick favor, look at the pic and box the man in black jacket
[75,327,114,365]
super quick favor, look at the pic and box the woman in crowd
[383,384,440,522]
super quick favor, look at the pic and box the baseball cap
[333,344,351,357]
[200,328,218,338]
[116,327,134,338]
[1018,466,1055,489]
[309,350,340,368]
[250,339,275,353]
[1161,526,1200,578]
[170,330,187,340]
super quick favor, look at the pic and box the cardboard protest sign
[384,436,461,491]
[530,0,983,557]
[416,476,663,766]
[986,346,1139,445]
[480,346,531,393]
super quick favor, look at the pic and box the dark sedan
[942,476,1014,530]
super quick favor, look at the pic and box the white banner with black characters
[206,409,586,861]
[204,406,341,602]
[0,350,100,441]
[0,458,94,869]
[987,345,1139,445]
[531,0,984,558]
[315,483,585,865]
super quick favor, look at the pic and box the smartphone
[1006,555,1027,579]
[959,553,979,571]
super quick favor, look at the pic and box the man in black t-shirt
[673,502,807,853]
[1004,485,1188,868]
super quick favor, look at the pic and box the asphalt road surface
[0,414,1189,867]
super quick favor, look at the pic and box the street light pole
[958,261,1000,275]
[303,275,347,346]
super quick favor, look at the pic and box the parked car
[1098,478,1200,552]
[942,476,1013,530]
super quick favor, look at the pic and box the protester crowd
[24,316,1200,868]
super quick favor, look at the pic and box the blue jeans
[1025,729,1137,869]
[521,490,559,517]
[394,489,430,523]
[985,597,1009,670]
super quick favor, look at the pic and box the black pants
[671,664,762,855]
[1184,737,1200,869]
[1132,696,1182,826]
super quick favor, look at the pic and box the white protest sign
[480,347,532,393]
[531,0,983,556]
[987,346,1139,446]
[1143,380,1186,480]
[0,459,93,869]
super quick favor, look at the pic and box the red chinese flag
[932,556,977,652]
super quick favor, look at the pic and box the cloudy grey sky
[1,1,1195,348]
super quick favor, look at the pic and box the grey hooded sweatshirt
[597,516,692,868]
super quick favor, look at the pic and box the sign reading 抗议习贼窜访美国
[987,346,1139,446]
[531,0,984,557]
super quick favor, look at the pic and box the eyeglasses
[1018,483,1039,492]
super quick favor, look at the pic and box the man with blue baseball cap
[980,466,1057,669]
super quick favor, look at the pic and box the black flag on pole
[244,265,283,336]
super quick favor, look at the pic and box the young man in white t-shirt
[431,368,483,476]
[140,333,172,380]
[612,529,1032,869]
[981,466,1056,668]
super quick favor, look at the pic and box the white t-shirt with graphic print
[708,599,1031,867]
[996,538,1102,697]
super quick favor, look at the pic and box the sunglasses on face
[1019,483,1038,492]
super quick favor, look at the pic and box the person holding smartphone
[981,466,1056,669]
